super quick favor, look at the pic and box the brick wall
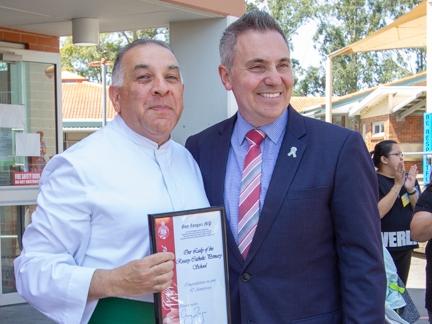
[361,115,389,152]
[362,114,424,173]
[389,114,424,173]
[0,27,59,53]
[389,114,423,143]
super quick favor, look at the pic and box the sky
[247,0,321,69]
[291,21,322,69]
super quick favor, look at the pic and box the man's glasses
[388,152,404,158]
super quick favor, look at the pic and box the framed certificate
[148,207,231,324]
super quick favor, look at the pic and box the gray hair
[111,39,175,86]
[219,10,288,69]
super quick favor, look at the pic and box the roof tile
[62,82,115,120]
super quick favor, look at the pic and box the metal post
[325,55,333,123]
[101,59,107,126]
[427,0,432,113]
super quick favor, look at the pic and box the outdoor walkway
[408,254,428,323]
[0,255,429,323]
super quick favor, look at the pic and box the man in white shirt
[14,39,209,324]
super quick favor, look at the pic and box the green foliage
[246,1,260,11]
[268,0,316,38]
[293,66,326,96]
[264,0,425,96]
[61,35,120,82]
[60,28,167,83]
[246,0,268,11]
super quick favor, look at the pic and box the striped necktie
[238,129,266,259]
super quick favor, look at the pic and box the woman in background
[372,140,419,285]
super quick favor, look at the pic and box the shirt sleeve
[332,132,386,323]
[415,187,432,213]
[377,175,385,200]
[14,155,96,324]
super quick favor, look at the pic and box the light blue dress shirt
[224,110,288,243]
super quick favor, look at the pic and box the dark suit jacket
[186,106,386,324]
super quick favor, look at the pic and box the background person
[186,10,385,323]
[29,130,47,173]
[372,140,419,285]
[14,39,209,324]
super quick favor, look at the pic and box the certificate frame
[148,206,231,324]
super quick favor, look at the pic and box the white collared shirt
[14,115,209,324]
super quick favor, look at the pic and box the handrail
[403,151,432,156]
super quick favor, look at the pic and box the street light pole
[89,59,112,128]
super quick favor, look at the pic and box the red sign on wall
[12,171,41,185]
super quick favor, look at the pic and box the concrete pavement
[0,255,429,323]
[1,303,55,323]
[407,254,428,323]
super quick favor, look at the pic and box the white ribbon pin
[288,146,297,158]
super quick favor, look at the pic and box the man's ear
[109,86,121,113]
[218,64,233,91]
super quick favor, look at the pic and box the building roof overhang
[349,86,427,117]
[0,0,245,36]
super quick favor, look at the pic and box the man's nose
[152,77,169,96]
[263,67,283,86]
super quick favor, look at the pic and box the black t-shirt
[413,186,432,310]
[378,173,419,251]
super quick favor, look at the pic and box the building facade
[0,0,245,306]
[0,30,61,306]
[301,72,427,173]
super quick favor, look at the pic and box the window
[0,205,35,294]
[0,47,60,306]
[372,122,385,137]
[0,61,57,186]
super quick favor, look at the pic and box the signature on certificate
[181,305,206,324]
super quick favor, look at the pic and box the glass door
[0,48,61,306]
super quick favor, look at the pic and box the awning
[331,1,426,57]
[325,1,428,122]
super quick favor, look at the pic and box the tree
[60,28,167,83]
[295,66,326,96]
[115,28,167,44]
[60,34,121,83]
[246,0,269,11]
[269,0,316,39]
[265,0,425,96]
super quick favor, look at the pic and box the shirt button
[241,272,252,282]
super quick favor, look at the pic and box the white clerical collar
[110,115,172,151]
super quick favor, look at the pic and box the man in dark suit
[186,10,385,324]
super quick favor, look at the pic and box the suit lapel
[207,115,235,207]
[208,115,244,267]
[245,107,307,265]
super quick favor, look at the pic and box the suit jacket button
[241,272,252,282]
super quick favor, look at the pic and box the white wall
[170,17,238,144]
